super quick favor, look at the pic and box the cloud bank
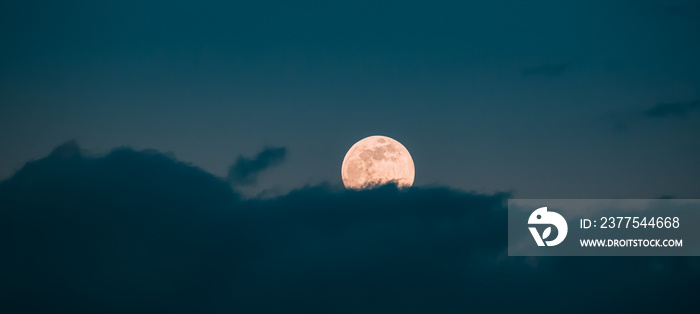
[0,143,697,313]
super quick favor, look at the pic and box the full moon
[341,135,415,190]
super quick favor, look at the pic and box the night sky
[1,1,700,313]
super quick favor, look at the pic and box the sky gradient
[2,1,700,312]
[1,1,699,195]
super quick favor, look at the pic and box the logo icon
[528,207,568,246]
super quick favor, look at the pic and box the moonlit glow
[341,135,415,190]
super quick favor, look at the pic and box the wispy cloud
[227,146,287,185]
[645,100,700,118]
[601,99,700,132]
[661,2,700,17]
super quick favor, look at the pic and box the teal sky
[1,0,699,198]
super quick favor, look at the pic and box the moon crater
[341,135,415,189]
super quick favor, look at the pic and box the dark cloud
[645,100,700,118]
[521,62,570,77]
[47,140,83,158]
[227,147,287,185]
[1,144,698,313]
